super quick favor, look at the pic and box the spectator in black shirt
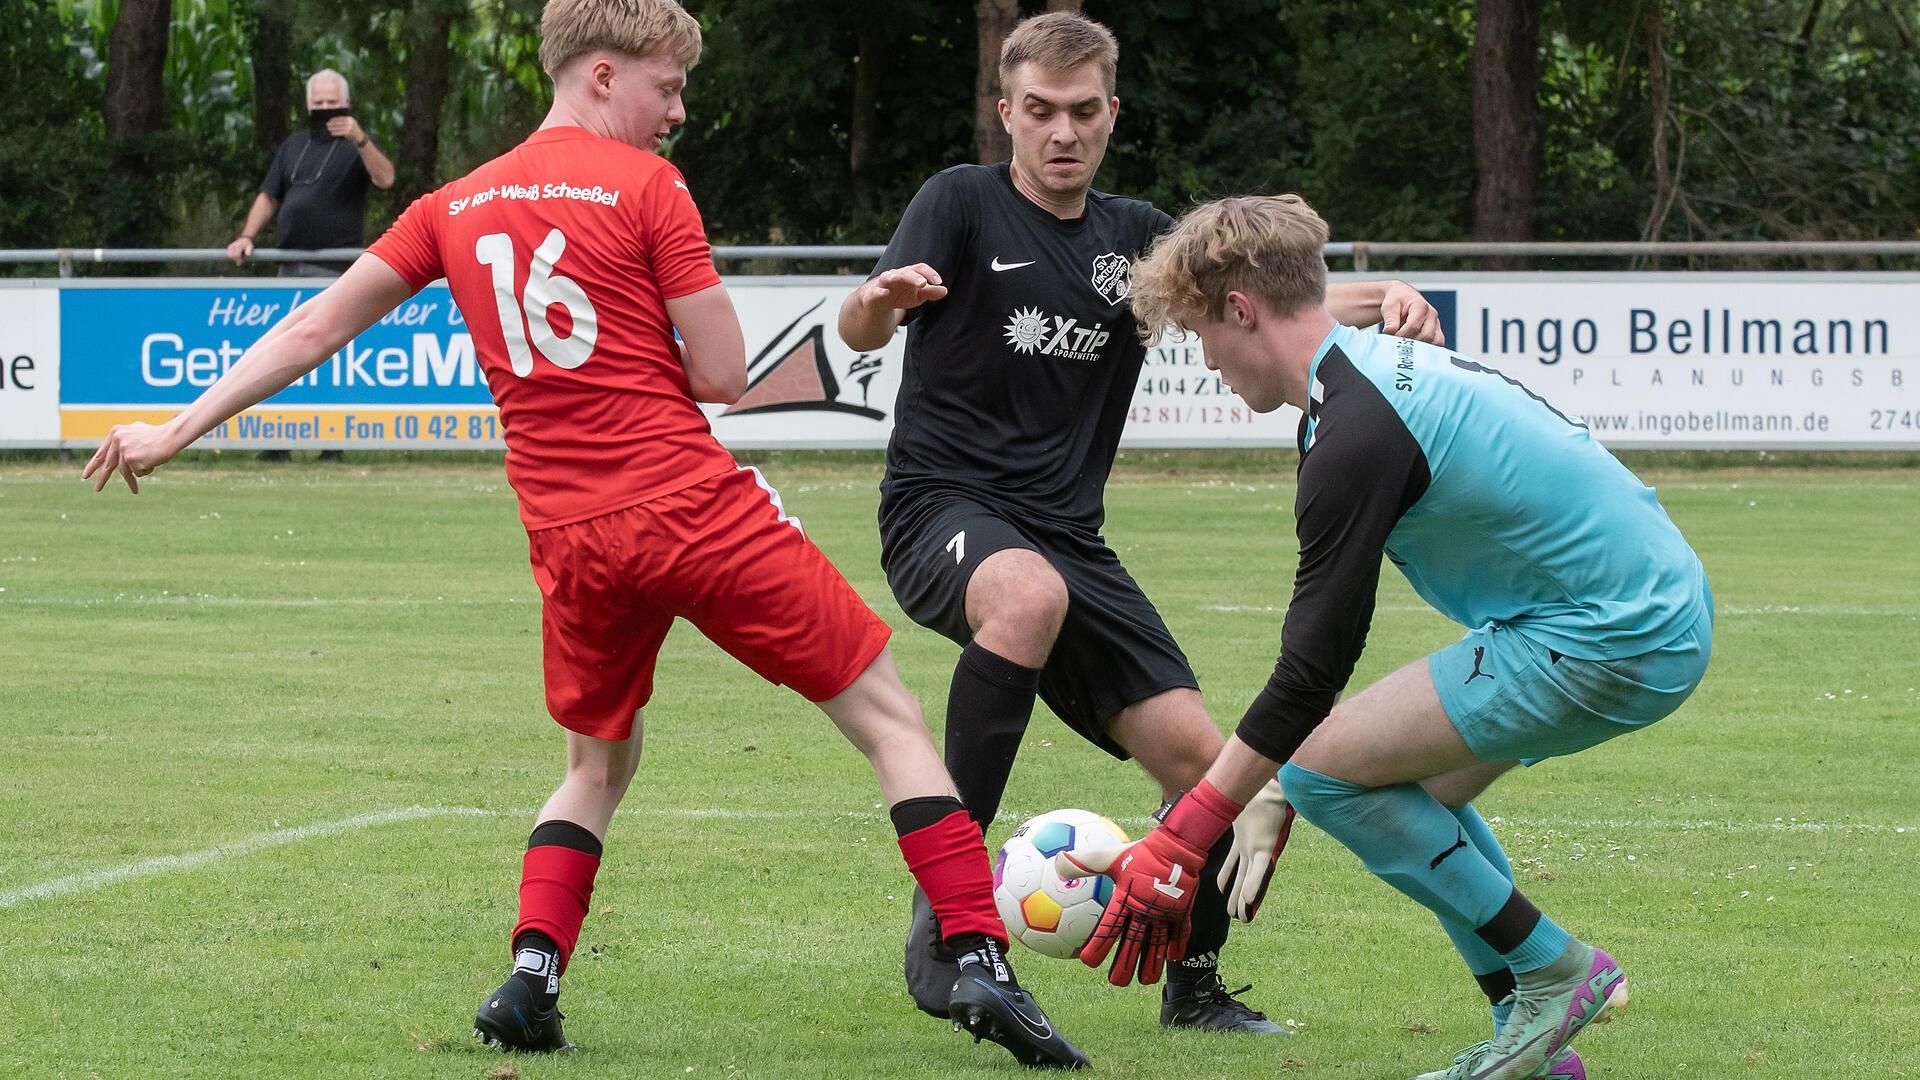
[228,68,393,461]
[228,68,395,278]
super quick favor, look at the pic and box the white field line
[1199,603,1917,617]
[5,594,1914,618]
[992,811,1916,836]
[0,594,527,608]
[4,805,1908,912]
[0,806,496,910]
[623,807,1919,836]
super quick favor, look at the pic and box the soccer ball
[992,809,1129,959]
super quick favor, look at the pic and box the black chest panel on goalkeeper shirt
[876,162,1170,529]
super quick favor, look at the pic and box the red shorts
[526,465,892,740]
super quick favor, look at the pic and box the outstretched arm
[840,171,967,351]
[83,255,416,492]
[837,264,946,352]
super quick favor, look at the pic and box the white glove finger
[1237,851,1274,922]
[1215,843,1243,893]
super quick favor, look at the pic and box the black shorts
[878,487,1198,760]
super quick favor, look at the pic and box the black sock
[1167,830,1234,994]
[888,795,968,838]
[954,934,1018,985]
[510,929,562,1012]
[944,643,1041,833]
[1475,968,1517,1005]
[1473,889,1543,956]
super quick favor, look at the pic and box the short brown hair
[539,0,702,80]
[999,11,1118,98]
[1130,195,1331,345]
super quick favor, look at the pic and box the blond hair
[999,11,1118,98]
[1131,195,1331,345]
[539,0,702,79]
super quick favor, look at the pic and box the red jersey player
[83,0,1087,1067]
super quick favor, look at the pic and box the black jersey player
[838,11,1444,1033]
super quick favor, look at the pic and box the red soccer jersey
[368,126,735,529]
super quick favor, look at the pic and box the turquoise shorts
[1429,586,1714,764]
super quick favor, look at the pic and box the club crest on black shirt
[1091,251,1132,306]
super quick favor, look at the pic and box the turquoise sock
[1437,803,1515,977]
[1454,803,1513,880]
[1502,914,1571,973]
[1279,763,1520,934]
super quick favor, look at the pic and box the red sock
[897,807,1006,944]
[512,821,603,974]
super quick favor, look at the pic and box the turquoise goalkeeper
[1063,194,1711,1080]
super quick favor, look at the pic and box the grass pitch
[1,452,1915,1079]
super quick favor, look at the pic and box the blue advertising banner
[54,283,504,447]
[60,286,484,406]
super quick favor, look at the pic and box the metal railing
[1333,240,1920,270]
[5,240,1920,275]
[0,245,891,277]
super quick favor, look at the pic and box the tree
[851,20,882,225]
[974,0,1016,163]
[396,0,465,205]
[1470,0,1542,267]
[105,0,172,145]
[249,1,292,157]
[101,0,176,246]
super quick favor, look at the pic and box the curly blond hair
[1131,195,1330,345]
[540,0,701,79]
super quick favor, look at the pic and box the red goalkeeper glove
[1054,780,1242,987]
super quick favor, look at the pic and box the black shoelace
[1183,973,1267,1019]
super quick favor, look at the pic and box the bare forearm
[240,194,276,240]
[679,339,744,404]
[358,141,395,190]
[161,310,336,451]
[1204,736,1286,807]
[838,286,903,352]
[1326,280,1396,327]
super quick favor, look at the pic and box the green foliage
[674,0,975,243]
[0,0,112,247]
[1646,0,1920,243]
[5,0,1918,253]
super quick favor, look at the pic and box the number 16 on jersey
[475,228,600,376]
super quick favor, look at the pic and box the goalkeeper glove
[1055,780,1241,986]
[1215,775,1296,922]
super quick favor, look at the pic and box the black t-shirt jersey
[261,132,374,249]
[874,162,1172,531]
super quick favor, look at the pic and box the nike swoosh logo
[973,979,1053,1040]
[1469,1031,1553,1080]
[990,258,1036,272]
